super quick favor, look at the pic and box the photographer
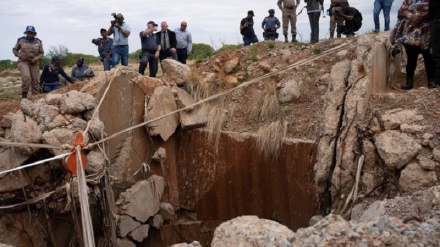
[334,2,363,37]
[262,9,281,41]
[139,21,161,77]
[92,28,113,71]
[107,13,131,66]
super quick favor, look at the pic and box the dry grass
[254,120,287,159]
[254,79,281,121]
[206,105,227,154]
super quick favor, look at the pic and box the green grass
[265,41,275,49]
[249,45,258,61]
[0,86,20,99]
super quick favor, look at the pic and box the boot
[401,78,413,90]
[292,34,298,43]
[284,34,288,43]
[21,92,27,99]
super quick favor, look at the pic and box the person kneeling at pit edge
[71,57,94,81]
[335,1,363,37]
[40,56,76,93]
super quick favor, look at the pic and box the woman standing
[305,0,323,43]
[394,0,434,89]
[12,26,44,99]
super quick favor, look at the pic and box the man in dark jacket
[430,1,440,87]
[156,21,177,62]
[240,10,259,46]
[139,21,161,77]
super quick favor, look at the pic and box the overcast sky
[0,0,399,61]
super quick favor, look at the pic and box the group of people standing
[241,0,363,45]
[12,26,94,98]
[90,13,193,78]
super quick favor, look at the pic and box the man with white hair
[156,21,177,62]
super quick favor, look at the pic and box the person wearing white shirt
[174,21,193,64]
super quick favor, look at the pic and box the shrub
[216,44,242,53]
[189,43,214,62]
[0,60,17,72]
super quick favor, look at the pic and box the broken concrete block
[0,112,14,128]
[148,214,164,229]
[381,109,423,130]
[399,163,438,193]
[0,148,29,179]
[118,215,141,238]
[152,147,166,162]
[116,238,136,247]
[159,202,175,221]
[87,118,106,141]
[135,76,163,96]
[10,111,42,155]
[60,90,95,114]
[179,106,208,130]
[146,86,179,141]
[374,130,422,170]
[86,149,105,174]
[116,175,165,222]
[277,79,300,103]
[173,87,195,111]
[162,59,191,86]
[224,58,239,74]
[45,93,63,105]
[129,224,149,242]
[42,128,75,155]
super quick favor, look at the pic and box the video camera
[111,13,118,25]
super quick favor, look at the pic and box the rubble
[129,224,150,242]
[161,59,191,86]
[116,175,165,222]
[277,78,300,103]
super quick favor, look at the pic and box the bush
[0,60,17,72]
[129,49,142,61]
[40,53,100,68]
[189,43,214,62]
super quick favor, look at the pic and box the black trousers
[308,12,321,43]
[404,44,434,83]
[430,19,440,85]
[139,51,158,77]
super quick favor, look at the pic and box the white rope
[0,142,65,149]
[88,41,353,149]
[84,68,122,138]
[0,152,71,177]
[76,145,95,247]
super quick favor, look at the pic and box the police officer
[262,9,281,40]
[139,21,161,77]
[12,26,44,98]
[92,28,113,71]
[277,0,301,42]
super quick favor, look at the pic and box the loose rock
[399,163,438,192]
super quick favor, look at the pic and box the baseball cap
[147,21,158,27]
[268,9,275,13]
[248,10,255,16]
[24,26,36,34]
[51,56,60,62]
[77,57,84,63]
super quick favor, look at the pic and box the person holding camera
[139,21,161,77]
[262,9,281,40]
[156,21,178,62]
[328,0,346,38]
[92,28,113,71]
[12,26,44,99]
[334,2,363,37]
[107,13,131,67]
